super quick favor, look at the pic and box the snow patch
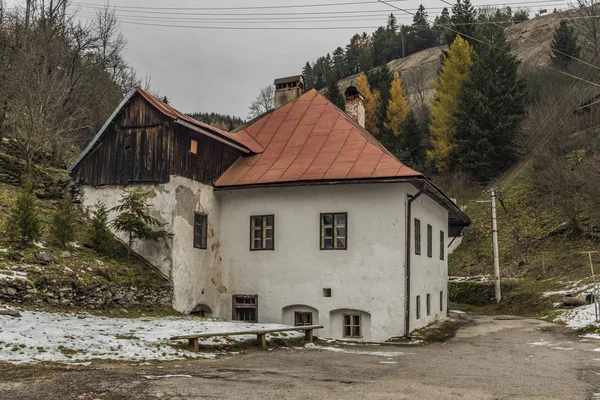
[33,242,46,249]
[556,303,600,329]
[0,311,301,364]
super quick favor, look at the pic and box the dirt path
[1,314,600,399]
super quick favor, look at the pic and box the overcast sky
[8,0,569,118]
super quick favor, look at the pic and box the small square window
[194,213,207,249]
[427,224,433,258]
[323,288,332,298]
[190,139,198,154]
[320,213,347,250]
[250,215,274,251]
[343,314,361,338]
[294,312,313,326]
[414,219,421,255]
[416,295,421,319]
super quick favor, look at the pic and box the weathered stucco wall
[217,183,414,342]
[408,188,449,331]
[80,177,225,314]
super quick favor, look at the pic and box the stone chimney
[274,75,304,109]
[345,86,365,129]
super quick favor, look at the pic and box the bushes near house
[49,192,77,249]
[6,181,42,247]
[86,201,114,255]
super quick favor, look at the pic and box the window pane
[264,238,273,249]
[253,229,261,239]
[322,214,333,225]
[265,215,274,228]
[344,315,351,325]
[252,238,261,249]
[353,326,361,337]
[252,217,261,228]
[344,326,352,337]
[334,214,346,226]
[323,238,333,249]
[306,313,313,325]
[336,237,346,249]
[335,227,346,237]
[265,228,273,239]
[353,315,360,326]
[323,227,333,237]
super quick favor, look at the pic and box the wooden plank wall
[73,93,243,187]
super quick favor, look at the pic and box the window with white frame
[250,215,274,250]
[320,213,347,250]
[343,314,361,338]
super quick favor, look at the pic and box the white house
[69,76,469,341]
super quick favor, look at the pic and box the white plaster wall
[80,176,226,314]
[408,188,449,331]
[217,183,409,342]
[80,184,175,279]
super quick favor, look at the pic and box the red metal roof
[216,89,422,187]
[136,87,262,153]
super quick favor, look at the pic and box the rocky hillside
[0,150,173,314]
[336,12,564,106]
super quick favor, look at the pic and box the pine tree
[454,30,527,181]
[433,8,451,44]
[401,112,425,169]
[302,62,314,90]
[387,13,399,33]
[6,180,42,247]
[447,0,476,44]
[428,35,473,173]
[110,189,171,256]
[551,20,580,68]
[356,72,382,136]
[50,191,77,249]
[86,200,114,255]
[325,74,345,110]
[384,72,409,137]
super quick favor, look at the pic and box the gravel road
[1,314,600,399]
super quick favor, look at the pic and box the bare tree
[403,66,431,125]
[572,0,600,58]
[248,85,275,119]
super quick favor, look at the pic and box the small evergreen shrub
[6,180,42,247]
[86,200,114,255]
[110,189,170,256]
[49,191,77,249]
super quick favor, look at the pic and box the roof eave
[174,119,251,154]
[68,88,137,173]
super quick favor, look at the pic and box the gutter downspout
[405,190,423,338]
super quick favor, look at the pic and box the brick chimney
[345,86,365,129]
[274,75,304,109]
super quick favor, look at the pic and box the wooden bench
[170,325,324,351]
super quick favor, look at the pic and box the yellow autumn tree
[384,71,409,137]
[427,35,473,172]
[356,72,382,136]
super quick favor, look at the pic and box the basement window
[414,219,421,255]
[250,215,274,251]
[323,288,332,298]
[427,294,431,316]
[321,213,347,250]
[427,224,433,258]
[193,213,208,249]
[416,295,421,319]
[190,139,198,154]
[440,230,445,260]
[343,314,361,338]
[232,295,258,322]
[294,312,313,326]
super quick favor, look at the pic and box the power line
[72,0,409,11]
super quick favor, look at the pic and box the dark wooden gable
[72,93,244,187]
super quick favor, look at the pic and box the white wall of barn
[216,182,448,342]
[80,176,226,314]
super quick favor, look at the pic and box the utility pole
[582,251,600,322]
[541,252,549,279]
[490,188,501,303]
[474,188,501,303]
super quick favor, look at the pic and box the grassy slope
[0,154,173,314]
